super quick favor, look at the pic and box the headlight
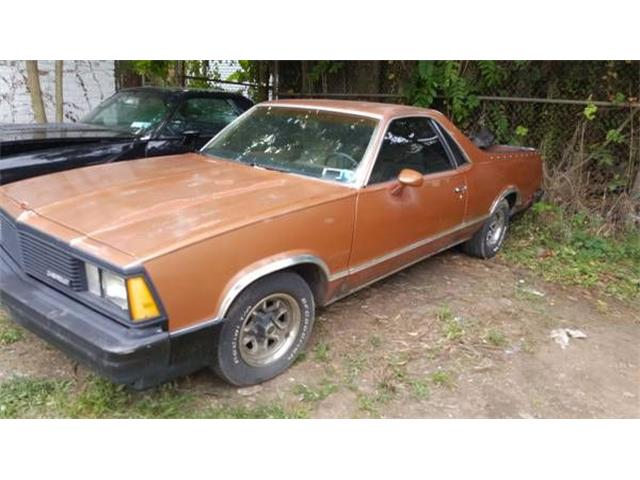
[84,263,160,322]
[102,271,128,310]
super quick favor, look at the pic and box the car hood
[0,153,352,261]
[0,122,133,143]
[0,122,134,158]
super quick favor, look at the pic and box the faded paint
[0,100,543,332]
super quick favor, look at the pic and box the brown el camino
[0,100,543,387]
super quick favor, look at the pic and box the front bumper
[0,248,172,387]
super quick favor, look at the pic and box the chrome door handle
[454,185,467,193]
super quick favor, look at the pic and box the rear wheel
[463,200,510,259]
[212,271,315,386]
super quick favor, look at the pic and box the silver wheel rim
[238,293,301,367]
[486,209,506,250]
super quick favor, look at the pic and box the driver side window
[162,97,242,137]
[368,117,454,184]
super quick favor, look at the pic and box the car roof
[118,86,249,99]
[263,98,443,120]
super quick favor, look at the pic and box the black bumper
[0,249,173,387]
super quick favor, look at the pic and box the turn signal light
[126,276,160,321]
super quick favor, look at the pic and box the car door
[347,116,468,287]
[146,96,245,157]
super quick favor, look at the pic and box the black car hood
[0,122,133,143]
[0,122,135,157]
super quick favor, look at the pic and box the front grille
[0,210,22,266]
[0,210,86,291]
[20,231,86,291]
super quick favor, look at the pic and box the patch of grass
[0,375,308,419]
[0,377,70,418]
[504,203,640,302]
[294,380,337,403]
[409,379,431,400]
[342,352,367,388]
[443,320,464,341]
[437,305,465,341]
[430,370,453,388]
[368,334,382,348]
[436,304,454,322]
[357,393,380,417]
[313,341,331,363]
[357,384,396,418]
[197,403,309,419]
[0,311,24,345]
[485,329,507,347]
[67,377,190,418]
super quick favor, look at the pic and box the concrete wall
[0,60,115,124]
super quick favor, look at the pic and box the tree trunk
[25,60,47,123]
[55,60,63,122]
[301,61,309,94]
[176,60,185,87]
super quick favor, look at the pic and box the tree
[25,60,47,123]
[55,60,63,122]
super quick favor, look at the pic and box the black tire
[212,271,315,386]
[463,199,510,259]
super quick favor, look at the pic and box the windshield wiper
[250,162,292,174]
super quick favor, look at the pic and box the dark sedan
[0,87,253,184]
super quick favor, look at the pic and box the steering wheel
[323,152,358,170]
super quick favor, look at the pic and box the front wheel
[463,200,510,259]
[212,271,315,386]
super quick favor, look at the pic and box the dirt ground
[1,249,638,418]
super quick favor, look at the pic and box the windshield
[201,106,378,184]
[82,91,172,134]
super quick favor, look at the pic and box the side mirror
[397,168,423,187]
[391,169,423,196]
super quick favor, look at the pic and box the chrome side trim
[327,237,469,306]
[170,316,223,336]
[491,186,520,214]
[217,254,330,320]
[336,215,488,280]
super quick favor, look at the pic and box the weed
[0,377,69,418]
[197,403,309,419]
[503,205,640,302]
[431,370,453,388]
[409,379,431,400]
[437,305,465,341]
[313,341,331,363]
[0,375,308,419]
[357,394,380,417]
[436,304,454,322]
[294,380,337,403]
[369,334,382,348]
[0,312,24,346]
[66,377,191,418]
[342,352,367,387]
[485,329,507,347]
[357,385,396,418]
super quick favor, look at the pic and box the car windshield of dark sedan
[82,91,171,134]
[201,106,378,183]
